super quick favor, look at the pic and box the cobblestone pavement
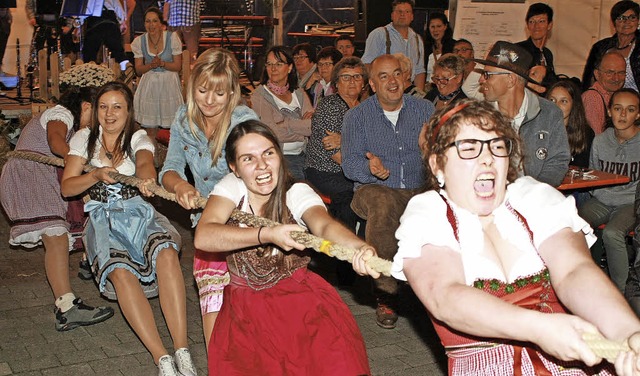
[0,199,447,375]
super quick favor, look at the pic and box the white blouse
[392,176,596,285]
[68,128,154,176]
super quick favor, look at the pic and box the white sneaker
[158,354,179,376]
[174,348,197,376]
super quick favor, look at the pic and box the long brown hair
[225,120,295,224]
[546,80,591,155]
[185,48,242,166]
[87,82,136,165]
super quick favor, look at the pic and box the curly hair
[424,98,522,191]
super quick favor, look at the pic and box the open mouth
[256,173,273,185]
[474,173,495,198]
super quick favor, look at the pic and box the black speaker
[354,0,393,44]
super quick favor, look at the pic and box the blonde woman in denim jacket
[159,48,258,351]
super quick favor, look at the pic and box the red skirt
[208,268,370,376]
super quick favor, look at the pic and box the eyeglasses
[448,137,513,160]
[265,61,287,69]
[527,18,549,25]
[293,55,309,61]
[317,62,334,68]
[616,14,638,22]
[481,71,511,80]
[432,75,458,85]
[453,47,473,54]
[338,74,364,82]
[598,69,626,78]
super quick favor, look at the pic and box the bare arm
[194,195,306,253]
[540,228,640,341]
[161,170,200,210]
[61,155,117,197]
[404,244,601,365]
[46,121,70,157]
[414,72,426,91]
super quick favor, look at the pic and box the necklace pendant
[105,151,113,160]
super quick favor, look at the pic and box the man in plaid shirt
[163,0,200,63]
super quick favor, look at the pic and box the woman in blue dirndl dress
[61,82,196,376]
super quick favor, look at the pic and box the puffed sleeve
[287,183,326,228]
[131,129,155,154]
[68,128,90,158]
[507,176,596,248]
[40,105,74,131]
[392,191,461,280]
[131,35,143,59]
[170,32,182,55]
[210,173,245,206]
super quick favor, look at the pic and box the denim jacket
[159,104,259,199]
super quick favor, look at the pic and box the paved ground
[0,199,448,375]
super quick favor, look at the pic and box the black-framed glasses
[616,14,638,22]
[317,61,334,68]
[293,55,309,61]
[432,75,458,85]
[338,74,364,82]
[448,137,513,159]
[481,71,511,80]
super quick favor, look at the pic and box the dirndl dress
[84,182,181,300]
[208,202,370,376]
[0,108,81,250]
[132,31,184,128]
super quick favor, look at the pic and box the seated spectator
[425,53,467,110]
[293,43,320,93]
[305,56,366,233]
[474,40,570,187]
[547,80,595,168]
[335,35,355,57]
[582,51,626,134]
[312,46,342,108]
[250,46,313,181]
[393,52,427,99]
[579,88,640,293]
[453,38,484,100]
[582,0,640,91]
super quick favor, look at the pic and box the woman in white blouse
[379,99,640,375]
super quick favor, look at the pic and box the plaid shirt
[166,0,200,27]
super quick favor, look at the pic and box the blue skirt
[84,196,181,300]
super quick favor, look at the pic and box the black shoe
[78,259,93,280]
[375,295,398,329]
[55,298,114,331]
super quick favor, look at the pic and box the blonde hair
[185,48,242,166]
[392,52,412,77]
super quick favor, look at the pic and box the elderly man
[342,54,435,329]
[475,41,570,187]
[361,0,426,91]
[454,38,484,100]
[516,3,558,91]
[582,51,626,134]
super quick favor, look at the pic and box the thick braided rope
[7,150,636,361]
[7,150,392,276]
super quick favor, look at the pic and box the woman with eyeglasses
[250,46,313,181]
[582,1,640,91]
[304,56,367,284]
[311,46,342,108]
[366,98,640,375]
[426,53,467,111]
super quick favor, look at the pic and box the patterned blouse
[304,93,350,174]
